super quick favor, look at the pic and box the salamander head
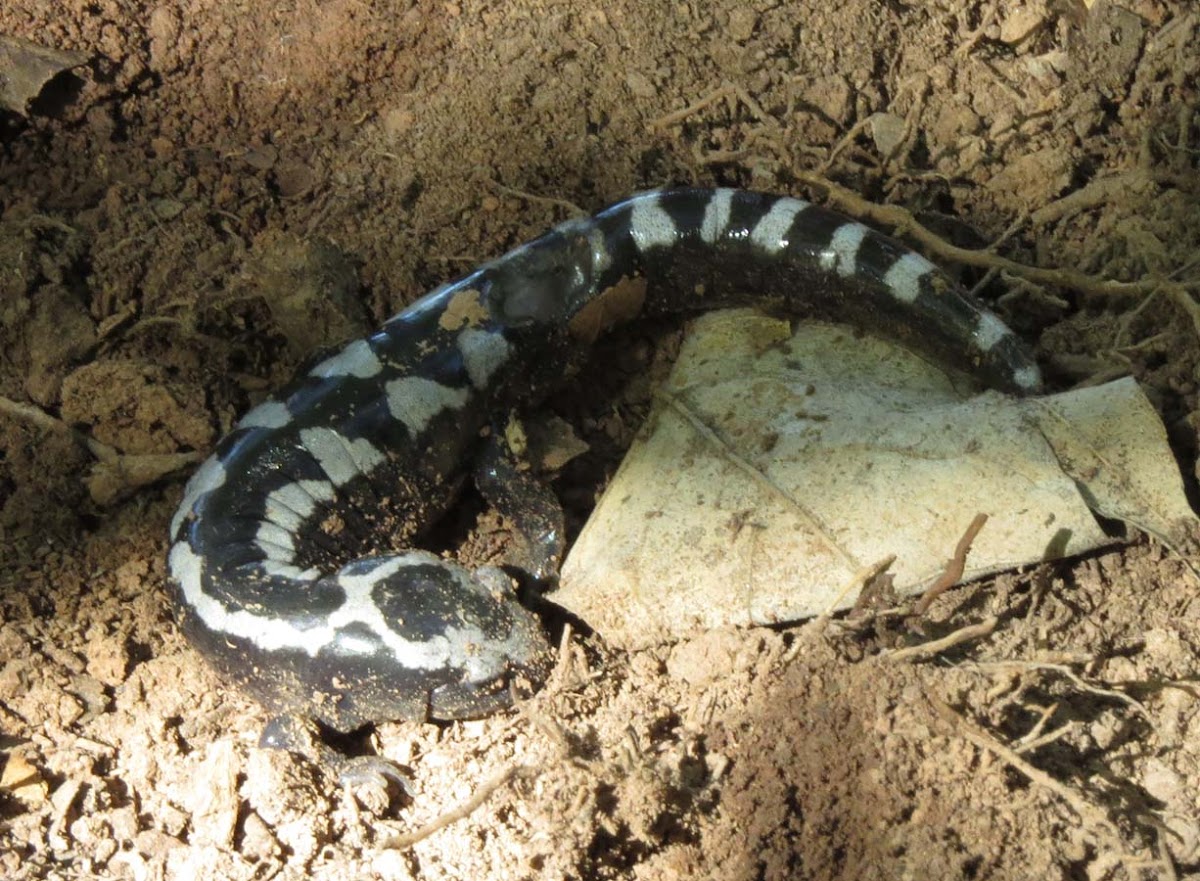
[308,553,553,726]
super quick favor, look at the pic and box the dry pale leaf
[556,310,1193,649]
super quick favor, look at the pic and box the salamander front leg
[474,425,566,582]
[258,714,412,801]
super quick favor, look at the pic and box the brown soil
[3,1,1200,879]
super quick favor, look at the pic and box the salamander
[166,187,1042,731]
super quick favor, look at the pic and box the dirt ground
[2,0,1200,878]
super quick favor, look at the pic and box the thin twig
[881,77,929,173]
[27,213,78,235]
[887,616,997,662]
[378,763,535,850]
[914,513,989,616]
[1015,721,1078,755]
[486,180,586,219]
[1014,700,1060,749]
[1029,168,1160,228]
[649,83,737,129]
[820,115,878,174]
[819,555,897,620]
[930,697,1160,872]
[968,661,1155,725]
[1112,287,1162,350]
[794,170,1193,301]
[953,1,999,58]
[0,395,117,461]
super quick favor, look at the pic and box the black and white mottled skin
[167,187,1042,731]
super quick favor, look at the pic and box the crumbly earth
[2,1,1200,879]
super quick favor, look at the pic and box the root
[377,763,535,850]
[794,169,1191,302]
[931,697,1172,878]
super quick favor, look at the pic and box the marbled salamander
[167,187,1042,730]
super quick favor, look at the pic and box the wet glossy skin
[166,188,1042,730]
